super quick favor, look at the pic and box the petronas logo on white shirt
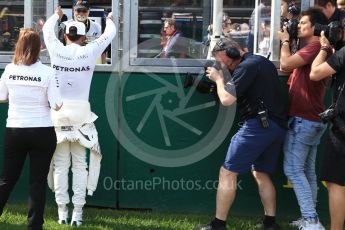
[52,64,90,72]
[9,75,41,82]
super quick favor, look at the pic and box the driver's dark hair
[64,26,83,41]
[66,34,83,41]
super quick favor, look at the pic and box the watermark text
[103,176,243,191]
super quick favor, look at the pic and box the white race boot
[57,204,68,224]
[70,210,83,227]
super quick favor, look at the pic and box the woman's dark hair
[13,28,41,65]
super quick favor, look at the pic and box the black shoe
[194,224,227,230]
[59,220,67,224]
[265,223,279,230]
[255,222,280,230]
[70,220,83,227]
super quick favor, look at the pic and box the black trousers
[0,127,57,230]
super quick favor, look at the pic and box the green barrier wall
[0,70,331,220]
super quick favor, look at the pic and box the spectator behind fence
[222,16,232,34]
[223,16,247,49]
[258,21,270,57]
[195,38,287,230]
[208,15,249,52]
[279,8,329,230]
[244,0,271,53]
[43,6,116,226]
[225,23,249,51]
[161,18,186,58]
[0,28,62,230]
[310,30,345,230]
[35,18,46,49]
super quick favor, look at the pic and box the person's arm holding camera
[278,27,307,72]
[310,31,336,81]
[206,67,236,106]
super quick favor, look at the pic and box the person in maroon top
[278,8,330,230]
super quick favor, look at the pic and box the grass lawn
[0,204,325,230]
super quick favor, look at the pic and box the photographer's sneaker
[57,209,68,225]
[289,217,303,227]
[298,219,325,230]
[194,223,227,230]
[70,211,83,227]
[255,222,280,230]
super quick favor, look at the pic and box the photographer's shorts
[321,129,345,186]
[223,118,286,174]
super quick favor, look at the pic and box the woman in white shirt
[0,28,62,230]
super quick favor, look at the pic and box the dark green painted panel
[86,72,119,208]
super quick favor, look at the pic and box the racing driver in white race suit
[43,6,116,226]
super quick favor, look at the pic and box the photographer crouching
[310,30,345,230]
[195,38,287,230]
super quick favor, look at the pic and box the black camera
[281,18,299,41]
[280,1,300,40]
[287,19,299,40]
[184,60,221,94]
[319,105,345,136]
[319,106,337,123]
[314,21,343,46]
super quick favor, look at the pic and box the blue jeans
[283,117,327,219]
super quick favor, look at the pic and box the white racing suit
[43,13,116,207]
[47,100,101,206]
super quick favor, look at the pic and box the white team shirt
[0,62,62,128]
[43,14,116,101]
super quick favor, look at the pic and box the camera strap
[333,81,345,109]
